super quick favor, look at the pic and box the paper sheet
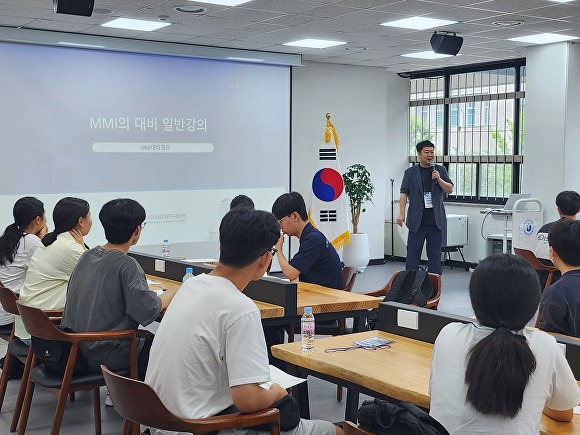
[260,365,307,390]
[147,279,162,285]
[397,222,409,246]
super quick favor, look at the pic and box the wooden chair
[101,365,281,435]
[513,247,559,288]
[363,270,442,310]
[0,285,64,432]
[343,420,374,434]
[16,301,138,435]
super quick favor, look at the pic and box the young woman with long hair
[14,197,92,341]
[429,253,580,434]
[0,197,47,327]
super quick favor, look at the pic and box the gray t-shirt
[61,246,162,372]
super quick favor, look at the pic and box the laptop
[497,193,531,212]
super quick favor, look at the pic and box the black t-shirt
[289,223,342,289]
[420,166,436,226]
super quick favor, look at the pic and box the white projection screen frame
[0,40,291,259]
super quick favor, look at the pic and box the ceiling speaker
[53,0,94,17]
[430,32,463,56]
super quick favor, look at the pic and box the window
[408,60,526,204]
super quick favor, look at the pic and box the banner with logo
[307,114,351,250]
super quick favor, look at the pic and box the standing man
[272,192,342,289]
[397,140,453,274]
[145,207,342,435]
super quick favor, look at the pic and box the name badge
[424,192,433,209]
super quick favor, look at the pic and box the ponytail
[0,197,45,266]
[0,223,24,266]
[465,327,536,417]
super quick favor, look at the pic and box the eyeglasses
[277,214,291,224]
[324,343,391,353]
[140,222,147,229]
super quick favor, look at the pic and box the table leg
[353,314,365,333]
[345,389,360,422]
[294,368,311,419]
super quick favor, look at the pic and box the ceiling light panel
[101,18,171,32]
[381,17,458,30]
[509,32,578,44]
[283,39,347,48]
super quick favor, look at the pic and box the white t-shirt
[430,322,580,434]
[145,273,271,435]
[0,233,41,325]
[14,231,85,339]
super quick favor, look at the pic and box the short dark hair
[272,192,308,221]
[230,194,255,210]
[416,140,435,153]
[219,208,280,268]
[43,197,90,247]
[464,254,540,418]
[555,190,580,216]
[99,199,146,244]
[548,218,580,266]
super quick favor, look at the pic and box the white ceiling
[0,0,578,73]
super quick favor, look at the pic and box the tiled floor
[0,261,474,434]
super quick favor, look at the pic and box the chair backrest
[513,247,558,273]
[0,284,18,315]
[16,301,67,341]
[101,365,279,434]
[341,267,357,292]
[343,421,374,435]
[370,271,442,309]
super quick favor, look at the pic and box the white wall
[291,62,408,260]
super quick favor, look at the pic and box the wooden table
[146,275,285,319]
[272,330,580,435]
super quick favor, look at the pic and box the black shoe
[141,429,151,435]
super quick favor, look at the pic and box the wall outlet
[154,259,166,273]
[397,309,419,330]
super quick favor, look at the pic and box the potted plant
[342,163,374,271]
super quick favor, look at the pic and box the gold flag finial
[324,113,339,149]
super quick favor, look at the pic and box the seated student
[14,197,91,343]
[145,207,342,435]
[430,253,580,434]
[539,219,580,337]
[0,197,47,328]
[272,192,341,289]
[60,199,177,380]
[230,194,255,209]
[535,190,580,264]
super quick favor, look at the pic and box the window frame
[407,59,526,205]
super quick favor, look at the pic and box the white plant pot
[343,232,370,272]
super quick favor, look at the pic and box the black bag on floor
[357,399,449,435]
[366,269,434,330]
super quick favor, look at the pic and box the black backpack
[357,399,449,435]
[384,269,434,307]
[366,269,434,330]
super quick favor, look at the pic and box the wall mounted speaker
[430,32,463,56]
[53,0,94,17]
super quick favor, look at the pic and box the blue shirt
[539,269,580,337]
[290,223,342,289]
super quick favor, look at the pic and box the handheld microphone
[430,161,436,183]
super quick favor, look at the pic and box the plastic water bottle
[301,307,315,352]
[161,240,170,258]
[182,267,194,283]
